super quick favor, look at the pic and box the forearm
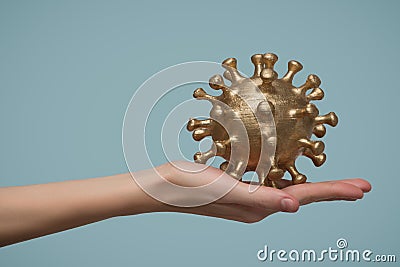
[0,172,160,247]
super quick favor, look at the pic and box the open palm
[158,161,371,223]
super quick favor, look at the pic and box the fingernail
[281,198,296,212]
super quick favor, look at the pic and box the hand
[152,161,371,223]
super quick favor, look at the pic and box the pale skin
[0,161,371,247]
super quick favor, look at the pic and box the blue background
[0,0,399,266]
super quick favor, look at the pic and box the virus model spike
[282,60,303,83]
[187,52,339,188]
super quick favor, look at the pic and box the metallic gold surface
[187,53,338,187]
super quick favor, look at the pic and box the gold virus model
[187,53,338,187]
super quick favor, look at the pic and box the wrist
[110,172,166,217]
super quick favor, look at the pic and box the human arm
[0,161,371,247]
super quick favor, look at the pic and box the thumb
[219,182,300,212]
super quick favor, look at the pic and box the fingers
[332,178,371,193]
[219,182,299,213]
[275,178,371,192]
[282,181,365,206]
